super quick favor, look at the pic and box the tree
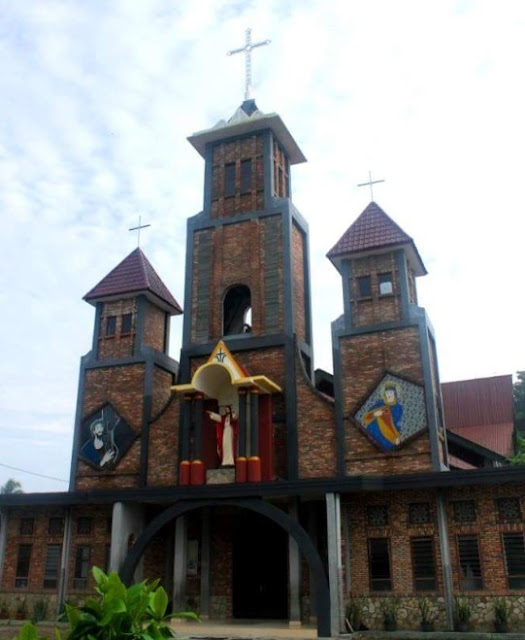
[514,371,525,422]
[0,478,23,494]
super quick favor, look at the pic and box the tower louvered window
[368,538,392,591]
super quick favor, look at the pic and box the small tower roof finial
[357,171,385,201]
[227,27,271,101]
[129,215,151,247]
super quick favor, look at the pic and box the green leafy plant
[381,597,399,632]
[493,597,511,633]
[13,621,50,640]
[61,567,197,639]
[0,598,9,619]
[418,597,434,631]
[453,596,471,632]
[15,599,27,621]
[31,599,48,624]
[13,567,198,640]
[345,594,366,631]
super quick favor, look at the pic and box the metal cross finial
[227,28,271,101]
[357,171,386,201]
[129,215,151,247]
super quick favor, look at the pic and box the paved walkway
[170,619,317,639]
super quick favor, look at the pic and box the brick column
[190,393,205,485]
[179,394,193,485]
[247,388,261,482]
[236,389,247,482]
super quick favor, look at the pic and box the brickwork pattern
[338,327,433,475]
[211,136,265,218]
[295,349,336,478]
[75,365,145,490]
[97,299,136,360]
[143,302,166,353]
[1,506,111,609]
[291,223,306,342]
[351,254,402,327]
[190,217,284,344]
[147,390,180,487]
[342,485,525,631]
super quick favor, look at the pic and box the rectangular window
[411,537,436,591]
[378,272,393,295]
[366,505,389,526]
[357,275,372,298]
[457,535,483,590]
[43,544,61,589]
[452,500,477,523]
[106,316,117,337]
[497,497,522,523]
[224,163,236,197]
[503,533,525,589]
[15,544,32,588]
[73,546,91,590]
[368,538,392,591]
[77,517,93,535]
[20,517,34,535]
[121,313,133,334]
[409,503,431,525]
[48,517,64,535]
[240,159,252,193]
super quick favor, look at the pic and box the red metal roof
[442,375,515,459]
[453,423,514,457]
[327,201,413,257]
[83,247,182,315]
[441,375,514,429]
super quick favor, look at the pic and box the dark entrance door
[232,510,288,619]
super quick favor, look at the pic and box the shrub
[13,567,198,640]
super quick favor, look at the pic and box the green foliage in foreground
[13,567,198,640]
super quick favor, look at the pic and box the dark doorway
[232,510,288,619]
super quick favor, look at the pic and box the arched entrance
[120,498,331,637]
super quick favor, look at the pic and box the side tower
[328,202,448,475]
[70,248,182,490]
[178,99,314,481]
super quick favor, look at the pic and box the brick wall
[351,254,402,327]
[190,217,284,343]
[338,327,434,475]
[148,389,180,487]
[210,136,265,218]
[143,302,166,353]
[295,349,336,478]
[292,222,306,342]
[74,364,145,490]
[97,299,136,360]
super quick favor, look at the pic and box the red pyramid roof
[83,247,182,315]
[327,201,426,275]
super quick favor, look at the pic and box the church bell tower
[177,98,313,481]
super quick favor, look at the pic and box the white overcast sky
[1,0,524,493]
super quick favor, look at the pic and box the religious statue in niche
[355,373,427,451]
[206,406,238,467]
[79,404,135,470]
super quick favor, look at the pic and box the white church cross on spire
[129,215,151,247]
[357,171,386,201]
[227,28,271,101]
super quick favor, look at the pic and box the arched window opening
[223,285,251,335]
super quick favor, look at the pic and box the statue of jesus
[206,406,238,467]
